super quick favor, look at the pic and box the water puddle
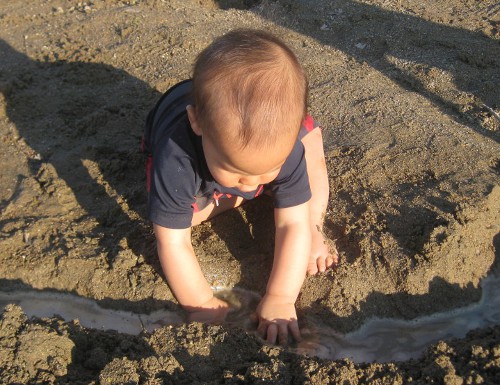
[1,275,499,363]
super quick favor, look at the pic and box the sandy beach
[1,0,499,383]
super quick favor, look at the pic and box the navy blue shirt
[144,80,313,229]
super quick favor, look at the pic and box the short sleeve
[268,140,311,208]
[148,139,197,229]
[297,114,320,140]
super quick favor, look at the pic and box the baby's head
[187,29,308,191]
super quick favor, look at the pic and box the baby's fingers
[257,319,270,339]
[288,319,301,343]
[265,322,289,345]
[317,256,327,272]
[327,256,337,268]
[329,244,339,265]
[307,260,319,275]
[267,323,279,345]
[257,319,301,345]
[257,320,277,344]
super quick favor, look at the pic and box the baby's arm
[154,224,230,322]
[302,128,338,274]
[256,202,311,345]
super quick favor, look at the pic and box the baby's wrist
[262,292,296,305]
[185,296,231,324]
[183,294,228,313]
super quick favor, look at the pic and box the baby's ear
[187,105,202,136]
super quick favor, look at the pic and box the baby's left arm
[301,127,338,274]
[255,202,311,345]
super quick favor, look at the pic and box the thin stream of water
[0,290,183,334]
[1,274,499,363]
[297,275,500,362]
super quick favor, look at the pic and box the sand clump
[0,0,499,383]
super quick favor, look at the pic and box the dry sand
[1,0,499,383]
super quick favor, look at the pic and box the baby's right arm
[154,224,230,322]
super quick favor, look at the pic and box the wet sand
[1,0,499,383]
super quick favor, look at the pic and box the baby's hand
[307,230,338,275]
[186,296,231,324]
[255,294,301,345]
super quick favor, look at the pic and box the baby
[143,29,337,345]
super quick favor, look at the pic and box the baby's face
[202,135,292,193]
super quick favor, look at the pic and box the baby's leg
[301,128,338,275]
[192,195,246,226]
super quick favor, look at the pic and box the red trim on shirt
[303,114,315,132]
[254,185,264,197]
[145,156,152,192]
[213,192,224,201]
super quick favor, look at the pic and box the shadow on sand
[216,0,500,142]
[1,3,499,380]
